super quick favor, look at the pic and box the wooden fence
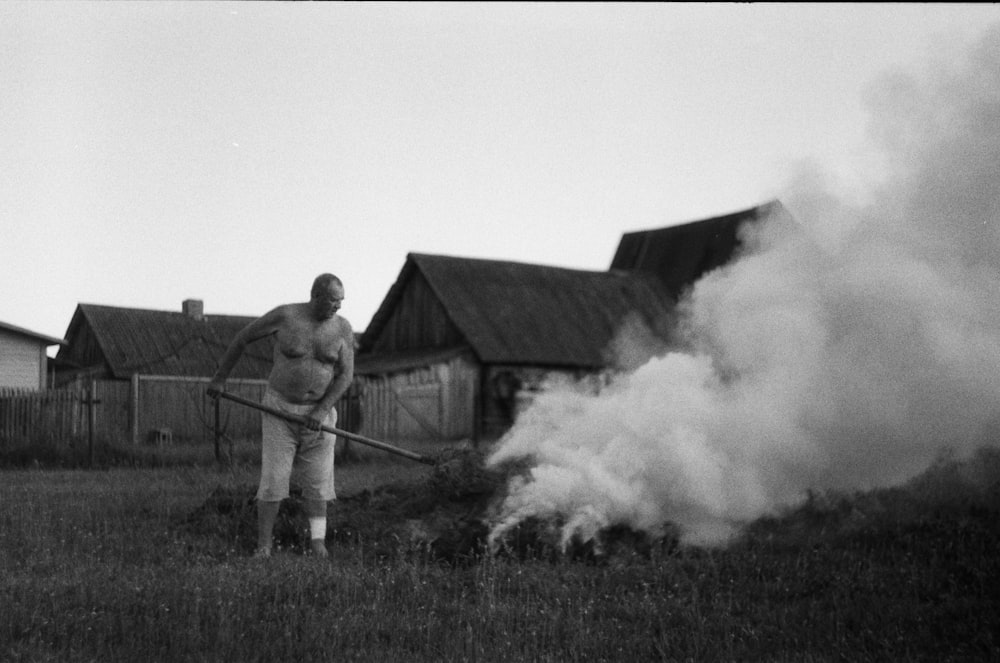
[0,377,363,451]
[131,375,267,444]
[0,386,87,447]
[0,378,265,449]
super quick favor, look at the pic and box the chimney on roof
[182,299,205,321]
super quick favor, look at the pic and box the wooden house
[356,254,675,443]
[53,300,275,443]
[0,320,66,391]
[55,299,272,382]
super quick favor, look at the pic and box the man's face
[310,283,344,321]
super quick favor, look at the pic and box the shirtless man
[208,273,354,558]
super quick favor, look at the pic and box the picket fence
[0,386,89,446]
[0,377,266,450]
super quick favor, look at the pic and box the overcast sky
[3,2,999,347]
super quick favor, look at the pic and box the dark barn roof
[57,303,273,379]
[361,253,675,369]
[611,199,790,300]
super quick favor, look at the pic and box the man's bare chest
[276,320,341,364]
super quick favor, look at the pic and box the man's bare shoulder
[269,302,312,322]
[335,313,353,331]
[330,314,354,338]
[237,304,291,341]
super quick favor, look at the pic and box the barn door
[393,383,442,440]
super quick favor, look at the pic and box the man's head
[310,273,344,320]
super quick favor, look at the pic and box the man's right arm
[207,307,285,398]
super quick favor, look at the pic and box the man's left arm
[306,321,355,429]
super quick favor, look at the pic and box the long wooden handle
[216,390,435,465]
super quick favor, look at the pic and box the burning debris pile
[332,449,505,562]
[182,447,684,564]
[182,444,1000,564]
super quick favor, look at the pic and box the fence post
[131,374,140,446]
[214,395,221,463]
[87,380,96,467]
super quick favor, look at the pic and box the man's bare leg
[256,500,281,557]
[305,498,329,558]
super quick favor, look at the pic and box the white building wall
[0,329,46,390]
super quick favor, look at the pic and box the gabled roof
[58,304,273,379]
[0,320,66,346]
[611,199,791,300]
[361,253,675,369]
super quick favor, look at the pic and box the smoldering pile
[181,447,681,564]
[181,445,1000,565]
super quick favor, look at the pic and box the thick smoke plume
[487,26,1000,547]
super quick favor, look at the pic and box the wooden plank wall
[359,353,478,442]
[95,380,131,443]
[370,271,464,353]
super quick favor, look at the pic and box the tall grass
[2,450,998,662]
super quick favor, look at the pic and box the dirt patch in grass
[181,447,682,563]
[183,445,1000,571]
[182,448,509,561]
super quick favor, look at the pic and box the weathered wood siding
[359,353,478,442]
[57,318,105,376]
[0,329,48,390]
[368,271,465,353]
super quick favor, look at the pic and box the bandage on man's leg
[306,498,328,557]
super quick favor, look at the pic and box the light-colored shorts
[257,388,337,502]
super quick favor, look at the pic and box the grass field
[1,441,998,662]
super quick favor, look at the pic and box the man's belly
[267,360,335,404]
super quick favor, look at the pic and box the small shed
[0,321,66,391]
[356,253,675,443]
[53,300,275,443]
